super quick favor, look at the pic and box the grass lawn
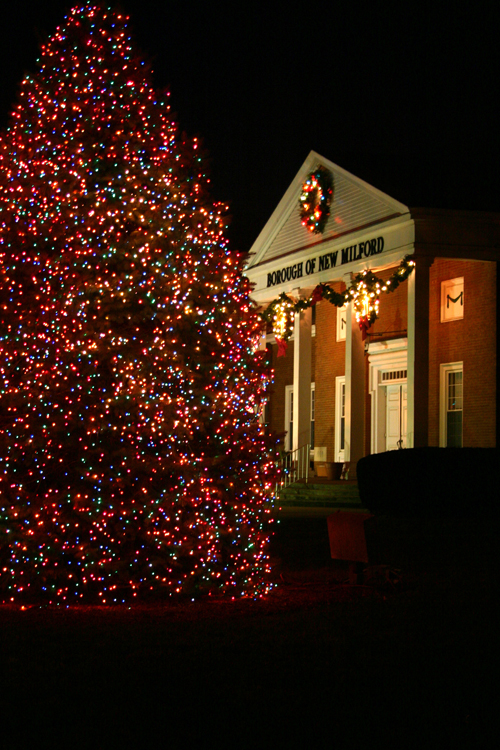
[2,514,499,748]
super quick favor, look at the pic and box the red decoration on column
[311,285,324,305]
[359,316,371,340]
[276,338,288,357]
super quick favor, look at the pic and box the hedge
[356,448,500,518]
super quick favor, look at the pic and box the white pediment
[246,151,409,270]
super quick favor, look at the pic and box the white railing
[278,444,310,490]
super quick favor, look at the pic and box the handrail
[278,443,310,491]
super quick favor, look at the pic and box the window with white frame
[441,277,464,322]
[259,398,270,425]
[440,362,463,447]
[284,384,315,452]
[335,376,346,462]
[285,385,293,452]
[336,305,347,341]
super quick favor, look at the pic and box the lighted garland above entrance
[298,166,334,234]
[261,256,415,354]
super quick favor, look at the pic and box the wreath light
[271,294,295,356]
[345,271,387,339]
[299,166,333,234]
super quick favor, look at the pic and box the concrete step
[279,482,362,508]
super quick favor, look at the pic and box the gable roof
[246,151,409,270]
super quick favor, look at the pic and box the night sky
[1,1,498,251]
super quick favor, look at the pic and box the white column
[407,270,416,448]
[344,276,365,470]
[257,329,267,424]
[292,305,312,451]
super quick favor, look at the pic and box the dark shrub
[357,448,500,518]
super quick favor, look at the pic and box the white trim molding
[335,376,346,463]
[285,385,294,452]
[368,338,408,454]
[440,362,463,447]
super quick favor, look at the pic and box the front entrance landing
[276,479,366,517]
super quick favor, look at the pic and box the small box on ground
[316,462,333,479]
[327,511,373,563]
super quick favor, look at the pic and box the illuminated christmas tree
[0,3,277,604]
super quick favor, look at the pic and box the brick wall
[366,267,409,341]
[428,258,497,447]
[265,257,496,465]
[268,339,293,447]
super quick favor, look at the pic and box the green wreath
[299,166,334,234]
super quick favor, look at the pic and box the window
[440,363,463,447]
[284,384,315,452]
[441,277,464,322]
[285,385,293,452]
[260,399,270,425]
[336,305,347,341]
[335,376,346,462]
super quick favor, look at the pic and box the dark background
[1,1,498,251]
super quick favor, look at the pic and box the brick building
[245,152,500,479]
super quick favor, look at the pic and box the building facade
[245,152,500,478]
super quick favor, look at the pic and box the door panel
[386,383,407,450]
[401,384,407,447]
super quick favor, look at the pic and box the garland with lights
[262,256,415,351]
[0,3,279,605]
[264,293,296,356]
[298,166,334,234]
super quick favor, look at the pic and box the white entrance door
[386,383,407,450]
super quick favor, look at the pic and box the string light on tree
[0,3,278,605]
